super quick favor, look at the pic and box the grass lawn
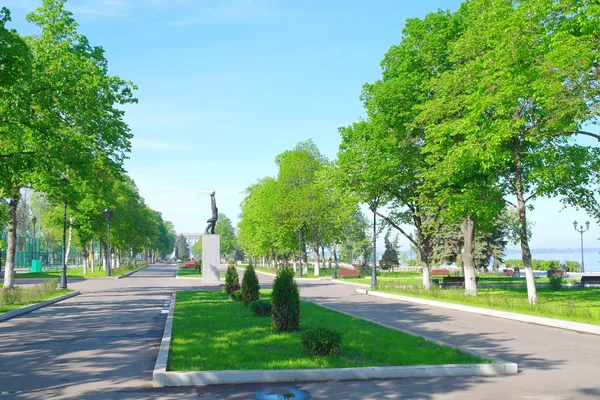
[0,288,72,314]
[168,290,487,371]
[15,263,147,279]
[376,282,600,325]
[177,267,202,277]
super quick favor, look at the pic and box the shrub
[549,275,563,290]
[301,327,343,356]
[2,287,23,306]
[230,290,243,301]
[250,299,272,316]
[195,259,202,272]
[241,265,260,306]
[224,265,241,295]
[271,266,300,332]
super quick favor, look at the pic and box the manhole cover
[256,387,309,400]
[0,391,23,396]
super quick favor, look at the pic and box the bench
[442,276,479,289]
[337,269,361,278]
[580,276,600,287]
[183,262,196,267]
[503,269,515,276]
[549,270,564,278]
[431,269,450,277]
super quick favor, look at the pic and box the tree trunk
[461,217,478,296]
[514,140,537,304]
[333,247,339,268]
[313,243,320,277]
[90,241,95,273]
[3,192,21,289]
[83,243,88,275]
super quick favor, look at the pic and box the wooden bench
[183,262,196,267]
[442,276,479,289]
[580,276,600,287]
[337,269,361,278]
[431,269,450,277]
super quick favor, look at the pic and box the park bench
[430,269,450,286]
[549,270,564,278]
[183,262,196,267]
[336,269,361,279]
[580,275,600,287]
[442,276,479,289]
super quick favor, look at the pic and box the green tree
[380,230,399,271]
[241,265,260,306]
[175,234,189,260]
[215,213,237,260]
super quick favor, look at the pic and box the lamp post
[371,209,377,289]
[573,220,590,273]
[105,208,113,276]
[32,216,37,262]
[60,201,68,289]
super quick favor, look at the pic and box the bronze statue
[205,190,218,234]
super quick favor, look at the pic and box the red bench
[431,269,450,277]
[183,262,196,267]
[337,269,361,278]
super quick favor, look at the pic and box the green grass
[177,267,202,277]
[376,282,600,325]
[168,290,487,371]
[346,274,580,286]
[16,263,147,279]
[0,288,73,313]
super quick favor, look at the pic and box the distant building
[181,233,202,248]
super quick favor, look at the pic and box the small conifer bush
[250,299,272,316]
[241,265,260,306]
[271,266,300,332]
[301,327,343,356]
[224,264,241,295]
[230,289,243,301]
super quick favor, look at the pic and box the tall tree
[215,213,237,260]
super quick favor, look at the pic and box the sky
[4,0,600,253]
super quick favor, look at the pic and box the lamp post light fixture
[32,216,37,262]
[573,220,590,273]
[105,208,113,276]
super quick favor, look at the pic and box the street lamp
[573,220,590,273]
[60,201,68,289]
[32,216,37,262]
[104,208,113,276]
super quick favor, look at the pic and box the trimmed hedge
[504,259,580,272]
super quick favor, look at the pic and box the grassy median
[376,283,600,325]
[168,290,486,371]
[0,281,73,313]
[16,263,147,279]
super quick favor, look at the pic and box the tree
[175,234,189,260]
[419,0,600,303]
[215,213,237,260]
[380,230,399,271]
[1,0,136,288]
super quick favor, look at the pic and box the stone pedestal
[202,234,220,285]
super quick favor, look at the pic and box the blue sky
[5,0,600,253]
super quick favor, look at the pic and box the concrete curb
[152,291,517,387]
[116,264,150,279]
[0,291,81,323]
[331,279,369,288]
[356,289,600,336]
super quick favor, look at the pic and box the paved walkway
[0,265,599,399]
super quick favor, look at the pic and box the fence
[0,231,88,270]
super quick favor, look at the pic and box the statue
[205,190,218,234]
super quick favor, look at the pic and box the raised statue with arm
[205,190,218,234]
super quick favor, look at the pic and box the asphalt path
[0,265,598,399]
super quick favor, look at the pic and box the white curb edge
[152,291,517,387]
[0,291,81,323]
[116,264,150,279]
[356,289,600,336]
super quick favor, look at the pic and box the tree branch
[374,210,418,248]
